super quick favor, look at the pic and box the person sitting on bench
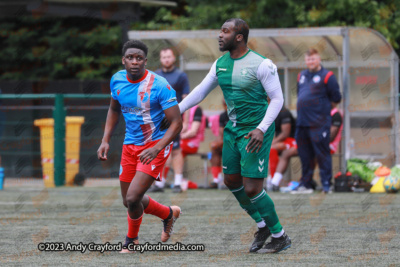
[180,105,206,158]
[270,103,343,191]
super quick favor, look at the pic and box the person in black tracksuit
[294,48,342,193]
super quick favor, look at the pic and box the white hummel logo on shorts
[219,68,227,71]
[152,165,156,171]
[258,159,264,172]
[222,166,227,169]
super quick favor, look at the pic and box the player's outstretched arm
[97,98,121,161]
[139,105,182,165]
[160,61,218,131]
[178,61,219,114]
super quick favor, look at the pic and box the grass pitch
[0,186,399,266]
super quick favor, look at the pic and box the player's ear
[236,34,243,42]
[145,58,147,66]
[121,56,125,65]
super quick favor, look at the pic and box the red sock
[269,148,279,177]
[163,166,170,180]
[144,196,170,220]
[211,166,222,179]
[127,212,143,239]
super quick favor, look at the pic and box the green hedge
[0,16,122,80]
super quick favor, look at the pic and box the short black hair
[225,18,249,44]
[122,40,148,56]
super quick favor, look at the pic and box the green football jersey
[216,49,271,128]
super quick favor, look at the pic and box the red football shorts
[119,140,172,183]
[284,137,297,150]
[180,139,199,157]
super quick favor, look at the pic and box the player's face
[219,22,237,52]
[160,49,176,69]
[122,48,147,79]
[305,54,321,72]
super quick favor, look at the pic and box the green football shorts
[222,121,274,178]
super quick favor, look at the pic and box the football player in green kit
[164,18,291,253]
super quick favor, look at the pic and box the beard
[162,61,174,69]
[219,36,236,52]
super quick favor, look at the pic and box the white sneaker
[290,186,314,194]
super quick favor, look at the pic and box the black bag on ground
[334,172,371,192]
[334,172,350,192]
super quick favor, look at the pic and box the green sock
[230,186,263,223]
[250,189,283,234]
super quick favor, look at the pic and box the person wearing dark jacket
[292,48,342,194]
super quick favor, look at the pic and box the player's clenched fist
[97,142,109,161]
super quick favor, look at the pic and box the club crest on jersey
[313,75,321,83]
[117,89,121,96]
[139,91,149,102]
[240,68,249,76]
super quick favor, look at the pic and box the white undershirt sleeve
[256,59,284,133]
[178,61,219,114]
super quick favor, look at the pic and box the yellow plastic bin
[34,118,55,188]
[65,116,85,186]
[34,116,85,187]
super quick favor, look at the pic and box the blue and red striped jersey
[110,69,178,145]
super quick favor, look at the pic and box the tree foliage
[135,0,400,53]
[0,16,122,80]
[0,1,398,81]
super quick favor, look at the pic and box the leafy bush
[0,16,122,80]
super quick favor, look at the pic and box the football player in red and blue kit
[97,40,183,253]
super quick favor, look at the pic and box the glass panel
[348,67,391,111]
[248,37,286,63]
[142,40,170,71]
[186,70,224,114]
[349,28,392,62]
[351,117,394,166]
[326,35,343,59]
[171,38,222,64]
[274,36,338,62]
[287,68,301,111]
